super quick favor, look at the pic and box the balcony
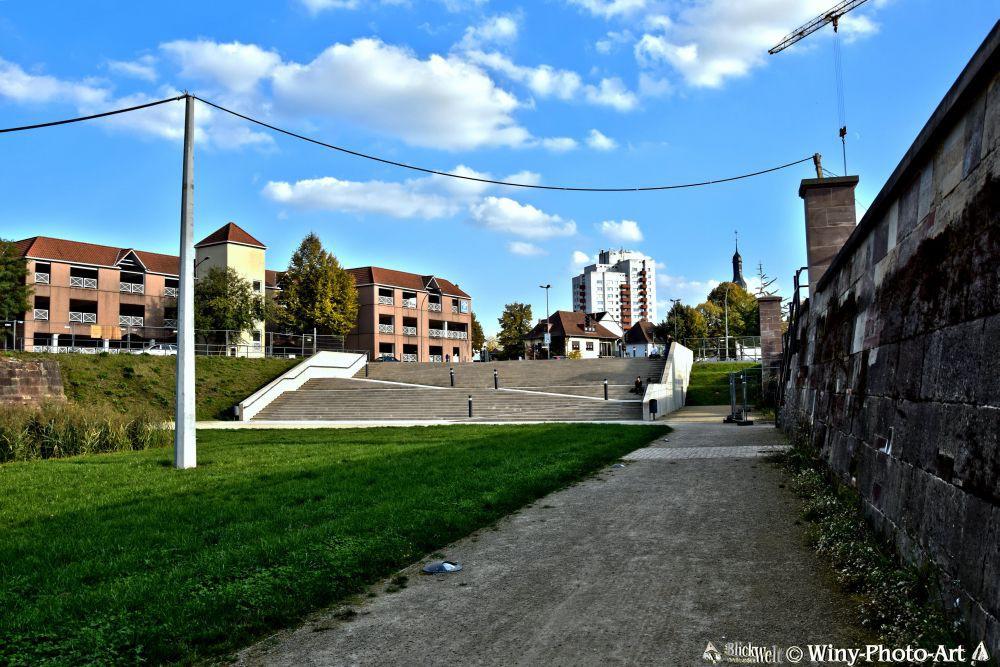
[401,353,418,362]
[446,330,468,340]
[378,323,395,334]
[451,305,459,313]
[70,276,97,290]
[34,272,50,284]
[402,325,418,336]
[119,315,144,327]
[33,309,49,321]
[402,298,417,309]
[69,311,97,324]
[428,328,446,338]
[428,303,442,312]
[163,287,179,298]
[428,354,443,362]
[120,282,145,294]
[164,319,177,328]
[377,295,394,306]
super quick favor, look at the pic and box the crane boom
[768,0,870,54]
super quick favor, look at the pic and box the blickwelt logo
[700,640,992,665]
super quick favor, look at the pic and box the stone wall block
[895,336,927,401]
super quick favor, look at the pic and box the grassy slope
[0,424,668,665]
[686,361,760,406]
[5,353,298,420]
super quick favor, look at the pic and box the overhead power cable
[1,93,815,192]
[0,95,186,134]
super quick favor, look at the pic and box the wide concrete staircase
[251,358,665,422]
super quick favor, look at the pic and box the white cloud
[567,0,648,19]
[571,250,593,267]
[458,15,519,50]
[582,77,638,111]
[470,196,577,239]
[503,170,542,186]
[272,38,530,150]
[633,0,882,89]
[540,136,578,152]
[161,39,281,93]
[600,219,643,242]
[299,0,360,13]
[595,29,634,54]
[507,241,546,256]
[586,128,617,151]
[0,57,106,106]
[657,272,720,305]
[108,55,157,82]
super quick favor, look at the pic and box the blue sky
[0,0,995,335]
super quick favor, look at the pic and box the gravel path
[236,407,867,666]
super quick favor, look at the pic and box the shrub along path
[0,424,667,665]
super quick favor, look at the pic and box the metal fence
[0,321,344,358]
[683,336,762,362]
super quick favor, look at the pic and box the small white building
[623,320,664,358]
[524,311,620,359]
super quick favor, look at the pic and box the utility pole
[539,284,551,359]
[175,94,196,469]
[669,298,681,342]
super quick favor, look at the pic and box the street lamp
[194,255,211,278]
[539,284,551,359]
[669,298,681,342]
[723,284,731,362]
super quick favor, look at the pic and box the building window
[459,300,469,313]
[572,341,580,351]
[586,341,594,351]
[253,280,262,292]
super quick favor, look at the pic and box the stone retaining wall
[0,357,66,407]
[779,24,1000,654]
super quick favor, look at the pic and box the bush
[0,403,169,463]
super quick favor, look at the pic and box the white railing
[428,302,442,312]
[429,328,446,338]
[401,353,418,362]
[33,309,49,321]
[70,276,97,289]
[378,323,394,334]
[402,299,417,309]
[163,318,177,328]
[377,295,394,305]
[447,330,468,340]
[119,315,144,327]
[34,272,50,284]
[69,311,97,324]
[120,282,145,294]
[163,287,179,298]
[428,354,443,362]
[402,326,417,336]
[451,305,459,313]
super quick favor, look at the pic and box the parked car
[373,354,399,362]
[140,343,178,356]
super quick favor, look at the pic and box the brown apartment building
[12,223,473,361]
[345,267,473,362]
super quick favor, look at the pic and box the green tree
[194,267,265,341]
[0,240,31,346]
[277,233,359,336]
[655,302,708,343]
[470,312,485,351]
[703,282,759,336]
[495,302,532,360]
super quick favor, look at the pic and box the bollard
[468,394,473,418]
[604,378,608,400]
[365,362,369,378]
[450,368,455,387]
[493,369,499,390]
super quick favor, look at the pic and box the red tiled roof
[265,269,284,289]
[195,222,266,249]
[14,236,181,275]
[347,266,470,299]
[526,311,619,340]
[624,319,660,345]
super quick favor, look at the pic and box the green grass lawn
[686,361,760,405]
[0,424,668,665]
[4,353,298,420]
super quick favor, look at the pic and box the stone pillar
[799,175,859,288]
[758,295,783,372]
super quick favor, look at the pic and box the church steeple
[732,231,747,289]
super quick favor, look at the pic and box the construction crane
[769,0,871,176]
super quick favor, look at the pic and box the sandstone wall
[0,357,66,407]
[780,25,1000,653]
